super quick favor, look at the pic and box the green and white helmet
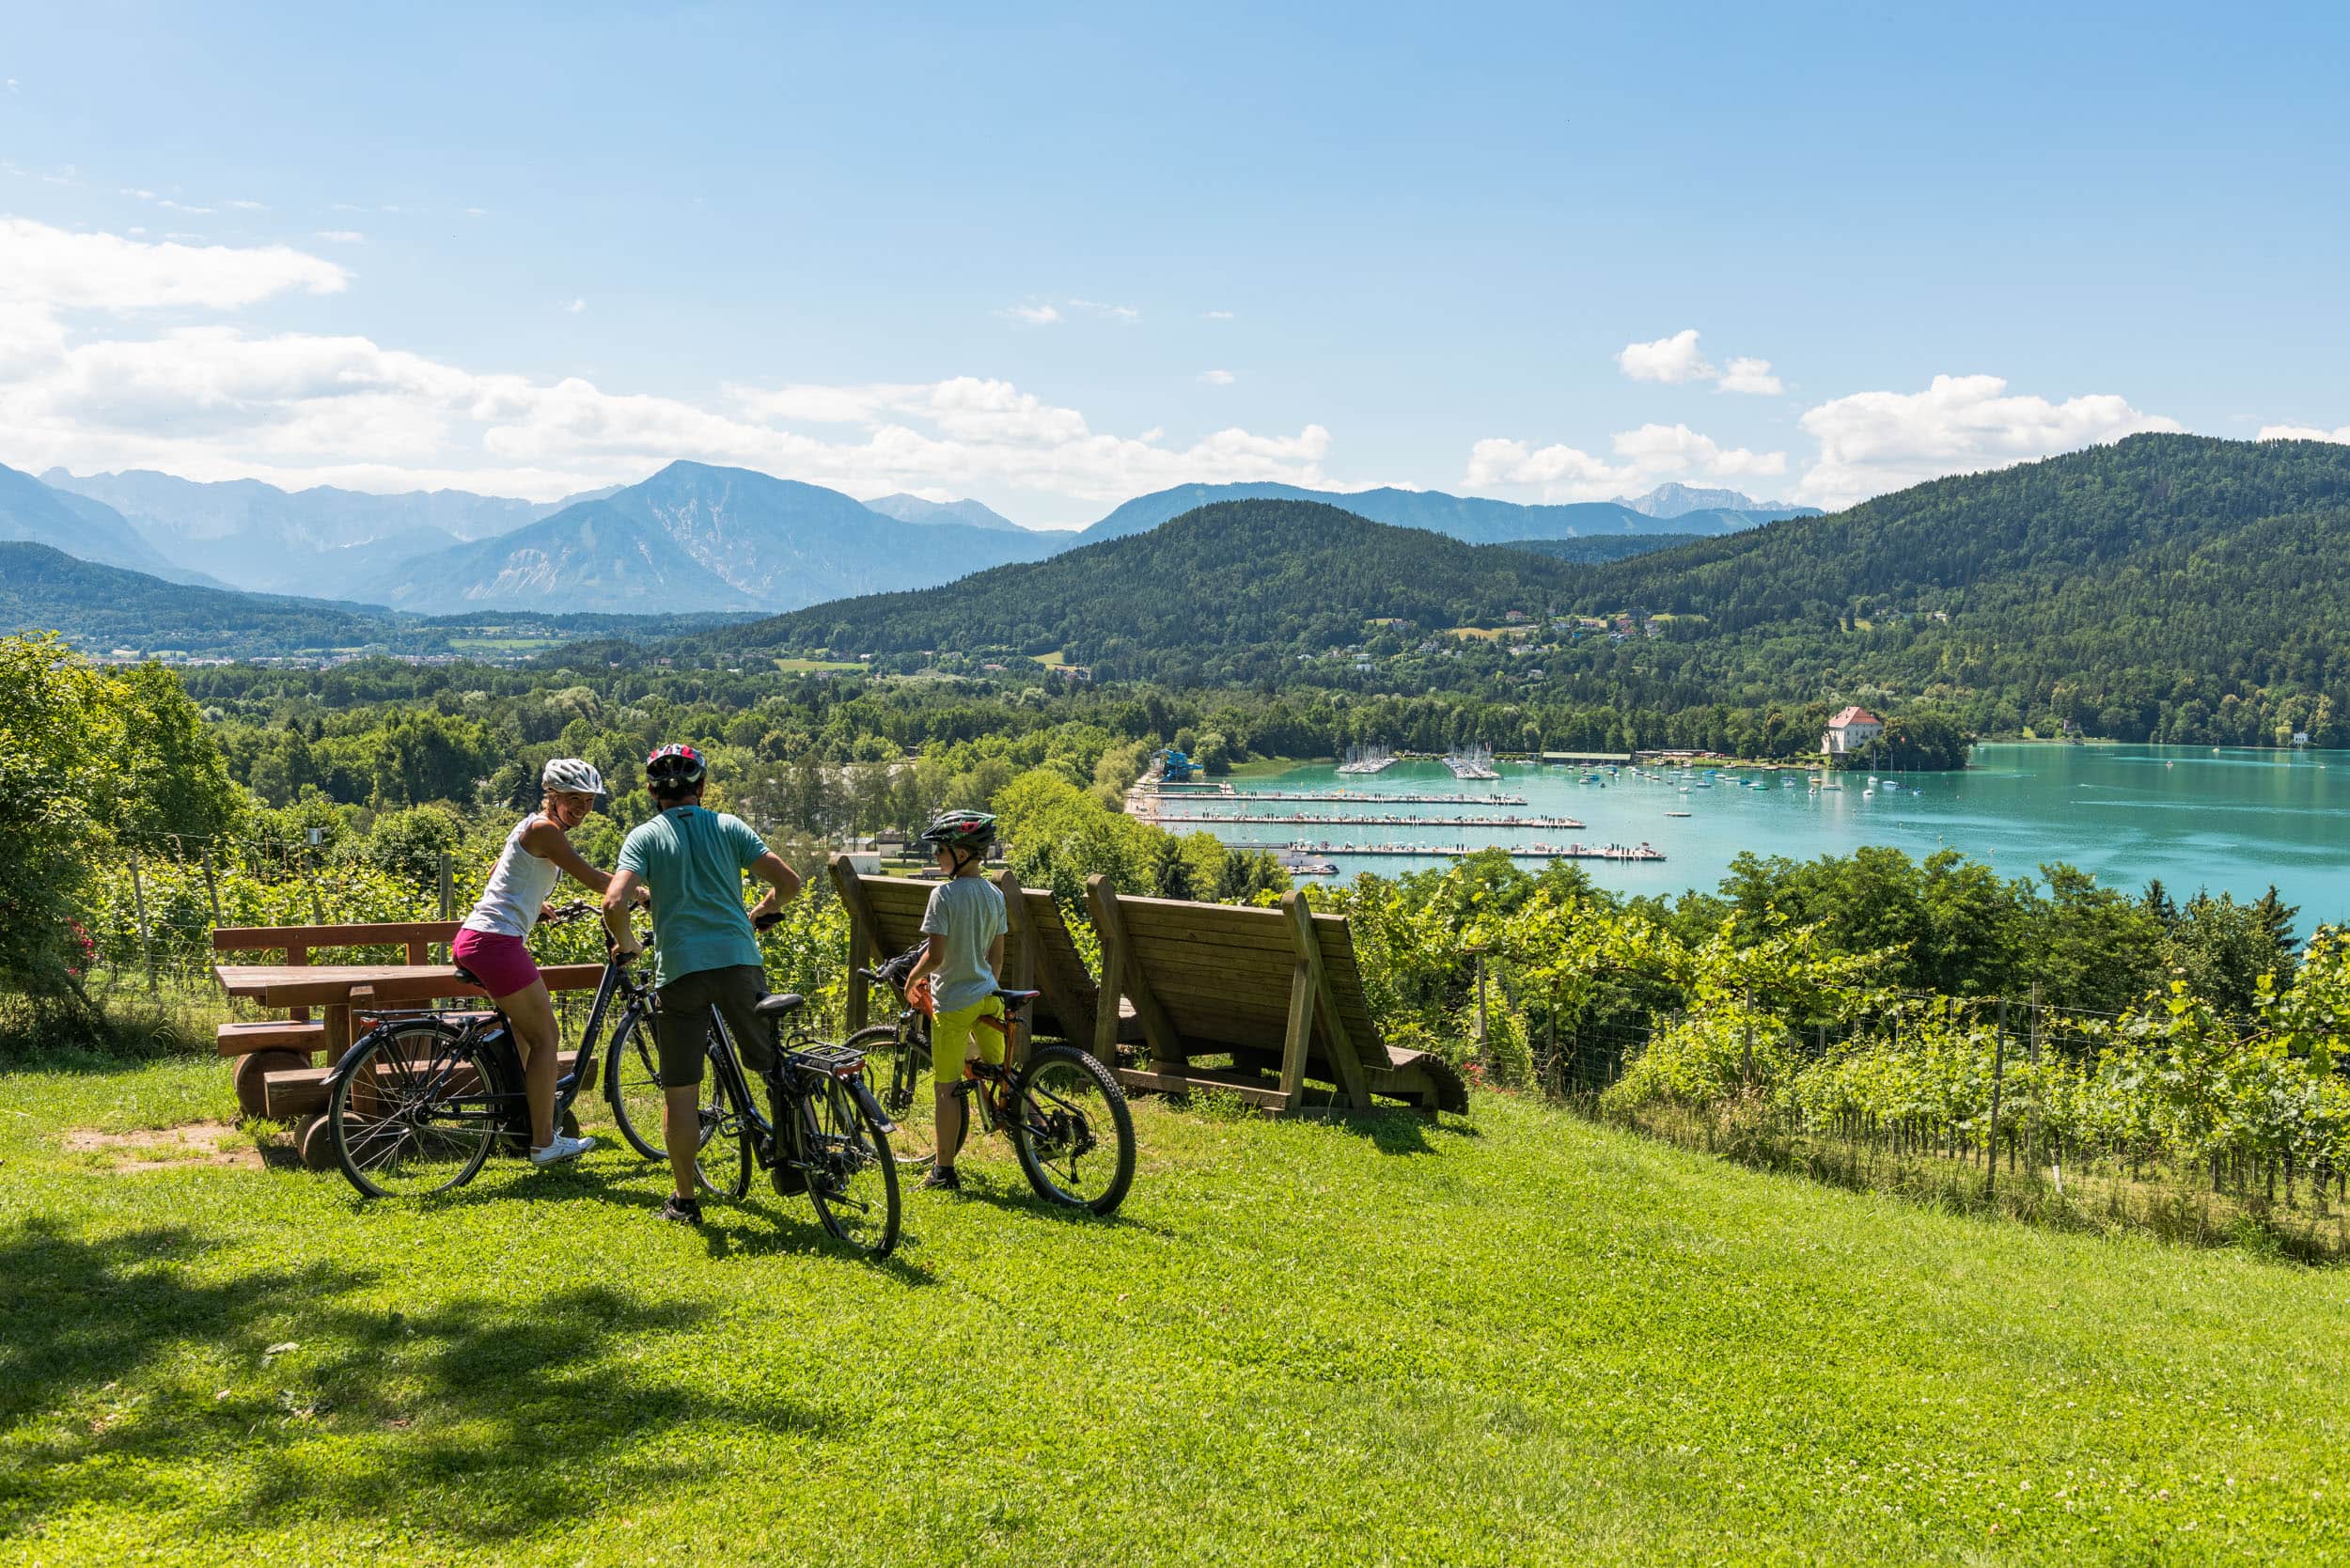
[919,808,996,852]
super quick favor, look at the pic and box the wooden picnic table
[213,962,605,1060]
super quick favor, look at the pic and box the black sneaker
[658,1194,702,1226]
[920,1166,962,1192]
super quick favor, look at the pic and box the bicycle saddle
[992,988,1042,1006]
[755,992,808,1018]
[452,964,481,987]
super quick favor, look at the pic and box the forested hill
[726,500,1580,682]
[1550,433,2350,744]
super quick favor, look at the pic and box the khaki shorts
[931,995,1006,1085]
[654,965,774,1086]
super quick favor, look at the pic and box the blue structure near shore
[1157,748,1199,783]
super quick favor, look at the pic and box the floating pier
[1152,809,1587,830]
[1217,838,1664,864]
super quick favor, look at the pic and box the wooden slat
[1115,905,1299,954]
[215,1019,326,1058]
[1012,888,1100,1048]
[230,963,604,1008]
[830,855,879,1033]
[213,921,462,952]
[1088,876,1180,1068]
[1286,890,1369,1110]
[1114,1064,1290,1112]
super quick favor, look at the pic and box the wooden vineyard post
[1985,996,2009,1199]
[129,849,156,993]
[438,853,455,921]
[200,849,224,927]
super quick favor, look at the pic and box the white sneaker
[530,1133,598,1167]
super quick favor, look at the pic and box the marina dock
[1152,810,1587,829]
[1216,838,1664,864]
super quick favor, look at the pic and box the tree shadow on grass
[0,1218,863,1549]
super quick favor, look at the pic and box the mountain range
[1069,481,1812,546]
[729,499,1586,683]
[7,456,1803,618]
[1613,481,1808,519]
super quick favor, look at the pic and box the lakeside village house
[1820,706,1884,757]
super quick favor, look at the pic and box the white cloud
[1717,356,1782,396]
[2258,422,2350,444]
[562,297,586,314]
[227,199,267,212]
[1199,368,1235,386]
[157,198,213,215]
[1466,421,1785,501]
[1617,328,1715,384]
[5,80,18,93]
[0,216,349,312]
[120,187,156,200]
[1070,298,1139,322]
[315,229,367,244]
[0,224,1340,506]
[1201,309,1234,321]
[464,207,489,217]
[1795,373,2183,507]
[1618,329,1782,395]
[997,302,1060,325]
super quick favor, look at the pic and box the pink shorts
[451,928,540,998]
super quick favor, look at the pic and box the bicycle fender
[848,1074,897,1136]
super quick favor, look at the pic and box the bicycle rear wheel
[1012,1044,1136,1215]
[329,1021,503,1199]
[807,1076,901,1258]
[605,1005,667,1160]
[851,1020,933,1167]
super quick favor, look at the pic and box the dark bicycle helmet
[646,743,707,790]
[919,808,997,852]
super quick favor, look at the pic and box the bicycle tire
[605,1005,667,1161]
[697,1050,752,1200]
[807,1075,901,1258]
[850,1021,934,1166]
[1012,1043,1136,1215]
[329,1020,502,1200]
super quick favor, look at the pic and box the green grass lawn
[4,1058,2346,1565]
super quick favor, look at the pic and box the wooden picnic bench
[212,920,602,1168]
[826,856,1465,1120]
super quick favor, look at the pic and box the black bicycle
[855,945,1136,1215]
[325,905,729,1198]
[684,984,902,1257]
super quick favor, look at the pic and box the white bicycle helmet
[540,757,606,797]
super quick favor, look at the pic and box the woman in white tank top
[451,758,628,1165]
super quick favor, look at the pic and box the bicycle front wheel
[1012,1044,1136,1215]
[605,1005,667,1161]
[697,1050,752,1200]
[851,1021,933,1167]
[329,1021,503,1199]
[807,1076,901,1258]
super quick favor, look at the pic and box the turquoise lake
[1173,745,2350,930]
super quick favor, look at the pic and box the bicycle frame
[701,1010,897,1180]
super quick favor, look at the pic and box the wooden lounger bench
[1087,876,1467,1120]
[825,855,1465,1120]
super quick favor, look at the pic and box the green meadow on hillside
[4,1060,2345,1565]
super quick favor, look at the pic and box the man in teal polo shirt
[602,743,802,1225]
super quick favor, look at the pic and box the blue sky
[3,1,2346,525]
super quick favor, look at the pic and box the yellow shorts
[931,996,1006,1084]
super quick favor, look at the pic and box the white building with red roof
[1821,705,1884,756]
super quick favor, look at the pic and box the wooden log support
[1086,876,1179,1069]
[830,855,880,1034]
[232,1049,311,1118]
[1282,891,1371,1110]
